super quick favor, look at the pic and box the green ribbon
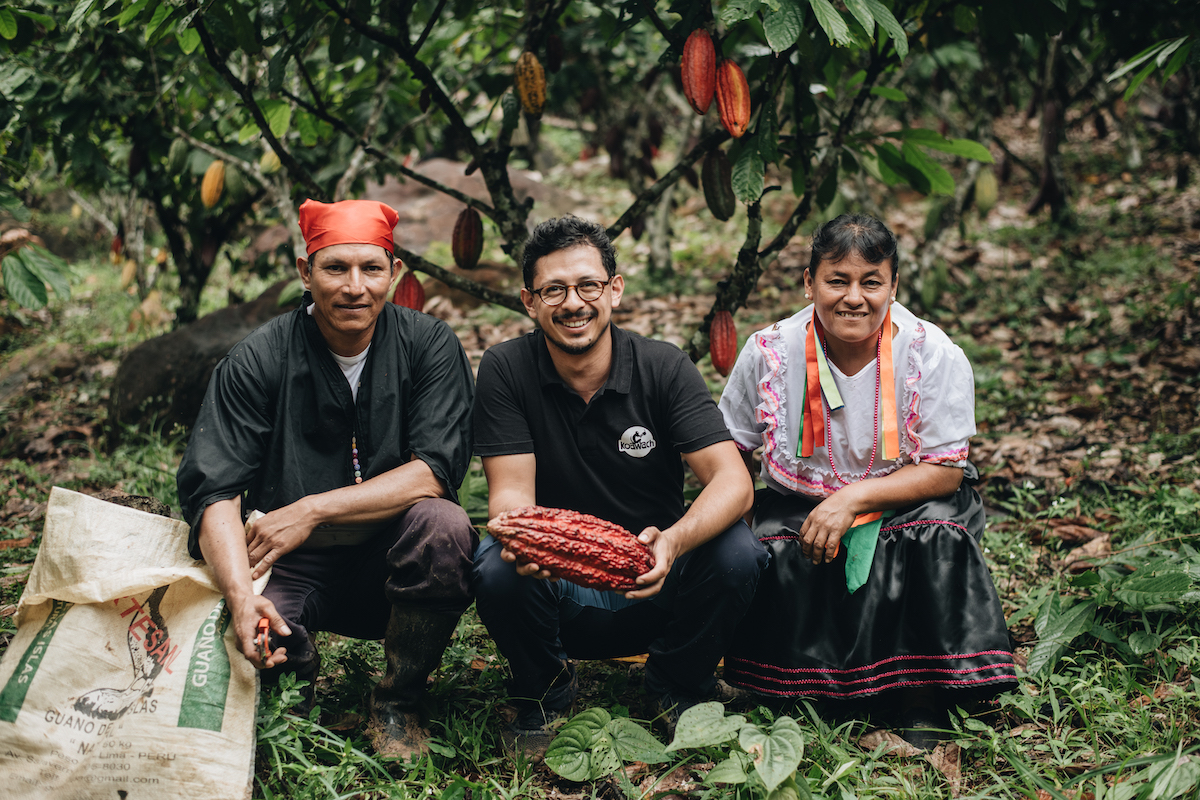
[842,510,894,593]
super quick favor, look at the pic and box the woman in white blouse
[718,214,1015,748]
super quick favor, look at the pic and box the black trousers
[472,520,768,712]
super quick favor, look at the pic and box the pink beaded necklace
[820,328,883,485]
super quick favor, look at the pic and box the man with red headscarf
[177,199,476,760]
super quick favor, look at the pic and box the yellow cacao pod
[201,160,225,208]
[974,168,998,214]
[515,51,546,117]
[259,149,281,175]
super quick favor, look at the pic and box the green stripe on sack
[177,600,234,731]
[0,600,73,723]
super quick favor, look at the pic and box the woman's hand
[800,494,857,565]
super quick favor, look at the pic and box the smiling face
[297,242,394,356]
[521,244,624,357]
[804,251,897,353]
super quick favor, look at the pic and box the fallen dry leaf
[0,537,34,551]
[1046,523,1107,545]
[1062,533,1111,572]
[925,742,962,797]
[858,729,922,757]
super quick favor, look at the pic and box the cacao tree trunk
[1026,35,1073,224]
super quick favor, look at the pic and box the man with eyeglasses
[472,216,767,758]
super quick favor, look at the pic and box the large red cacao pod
[709,310,737,377]
[702,150,736,222]
[487,506,655,592]
[392,270,425,311]
[715,60,751,138]
[452,207,484,270]
[681,29,716,115]
[515,51,546,116]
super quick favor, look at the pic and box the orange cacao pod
[710,310,737,377]
[487,506,655,592]
[715,60,751,138]
[702,150,736,222]
[452,207,484,270]
[681,29,716,115]
[392,270,425,311]
[200,160,225,208]
[515,51,546,117]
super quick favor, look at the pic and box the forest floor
[2,110,1199,799]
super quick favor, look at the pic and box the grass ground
[1,112,1199,798]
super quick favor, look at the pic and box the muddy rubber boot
[366,604,460,761]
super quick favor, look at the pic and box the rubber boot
[366,604,461,761]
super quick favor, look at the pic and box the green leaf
[0,64,35,96]
[842,0,874,39]
[721,0,763,26]
[144,1,173,40]
[261,99,292,139]
[740,717,804,793]
[1027,599,1097,677]
[870,86,907,102]
[1107,39,1172,82]
[221,0,260,53]
[544,726,596,781]
[1163,40,1193,81]
[277,278,304,307]
[888,128,994,162]
[2,252,49,309]
[606,718,669,764]
[566,708,612,739]
[732,147,765,204]
[666,702,745,751]
[863,0,907,59]
[763,0,804,53]
[117,0,152,29]
[808,0,852,46]
[177,26,200,54]
[20,245,71,300]
[1128,630,1163,656]
[589,736,622,779]
[16,9,56,30]
[952,5,976,33]
[1114,563,1196,609]
[707,751,751,785]
[67,0,98,29]
[1123,59,1158,102]
[296,110,320,147]
[0,8,17,39]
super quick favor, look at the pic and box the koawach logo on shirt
[618,426,656,458]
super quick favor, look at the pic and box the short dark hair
[807,214,898,281]
[522,216,617,288]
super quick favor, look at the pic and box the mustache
[553,309,597,323]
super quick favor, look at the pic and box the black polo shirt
[473,324,732,535]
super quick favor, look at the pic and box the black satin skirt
[724,473,1017,701]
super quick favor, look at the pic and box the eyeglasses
[529,279,611,306]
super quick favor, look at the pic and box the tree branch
[413,0,449,55]
[395,246,523,313]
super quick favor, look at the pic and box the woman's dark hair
[807,214,898,280]
[522,216,617,288]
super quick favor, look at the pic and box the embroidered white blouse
[718,301,976,499]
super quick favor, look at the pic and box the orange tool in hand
[255,617,272,662]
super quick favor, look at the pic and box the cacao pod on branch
[709,309,737,377]
[392,270,425,311]
[167,138,188,175]
[259,149,281,175]
[452,207,484,270]
[487,506,655,592]
[681,29,716,115]
[201,160,226,208]
[715,60,750,138]
[515,51,547,117]
[702,149,736,221]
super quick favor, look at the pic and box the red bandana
[298,199,400,256]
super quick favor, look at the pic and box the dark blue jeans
[473,520,767,713]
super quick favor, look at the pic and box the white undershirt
[308,302,369,402]
[825,358,881,479]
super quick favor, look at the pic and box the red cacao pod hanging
[392,270,425,311]
[680,29,716,115]
[715,60,751,138]
[452,207,484,270]
[709,310,737,377]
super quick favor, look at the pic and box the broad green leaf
[67,0,98,29]
[1115,565,1195,609]
[277,279,304,307]
[863,0,907,59]
[707,751,751,785]
[1163,41,1193,81]
[296,111,320,147]
[888,128,993,161]
[952,5,976,33]
[238,121,261,144]
[0,8,17,39]
[870,86,907,102]
[740,717,804,793]
[544,726,596,781]
[565,707,612,739]
[721,0,763,26]
[808,0,852,46]
[875,142,922,190]
[222,0,260,53]
[606,718,669,764]
[145,1,173,40]
[117,0,152,29]
[1124,59,1158,102]
[20,245,71,300]
[0,65,35,96]
[842,0,874,39]
[1027,599,1097,677]
[16,9,56,30]
[732,143,765,204]
[666,702,745,751]
[763,0,804,53]
[1128,630,1163,655]
[261,100,292,139]
[2,253,49,309]
[1107,39,1172,82]
[177,26,200,53]
[589,738,622,779]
